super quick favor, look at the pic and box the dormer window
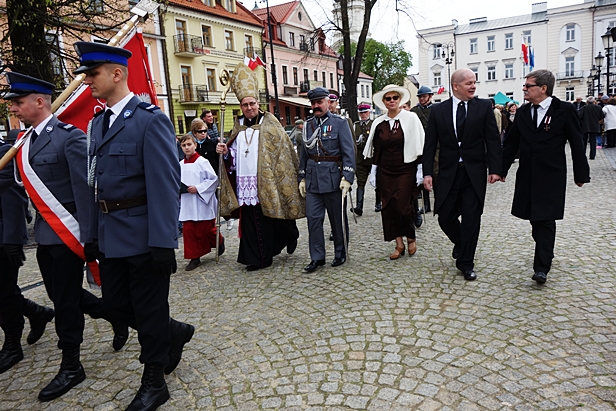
[221,0,235,12]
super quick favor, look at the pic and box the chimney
[452,19,458,27]
[532,2,547,13]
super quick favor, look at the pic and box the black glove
[4,244,25,269]
[180,183,189,194]
[84,241,99,262]
[151,247,177,276]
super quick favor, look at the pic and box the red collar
[184,152,200,164]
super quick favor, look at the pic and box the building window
[88,0,104,13]
[366,85,370,96]
[45,33,64,78]
[245,35,253,53]
[565,57,575,77]
[282,66,288,84]
[487,36,495,52]
[293,67,298,85]
[565,87,574,101]
[222,0,234,12]
[470,67,478,81]
[506,92,514,98]
[224,30,234,50]
[299,34,305,50]
[303,68,309,81]
[505,33,513,49]
[434,72,442,86]
[322,71,326,87]
[523,30,531,45]
[285,106,291,126]
[609,47,616,67]
[504,63,514,79]
[313,70,318,81]
[433,44,442,59]
[566,24,575,41]
[361,85,365,98]
[289,32,295,47]
[330,73,334,89]
[487,65,496,80]
[202,26,212,47]
[470,38,477,54]
[203,0,212,5]
[206,68,216,91]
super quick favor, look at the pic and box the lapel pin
[544,116,551,131]
[46,126,53,133]
[123,110,132,119]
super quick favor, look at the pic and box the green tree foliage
[361,39,412,92]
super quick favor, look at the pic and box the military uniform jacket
[0,142,28,247]
[299,112,356,193]
[353,119,373,166]
[87,96,180,258]
[410,103,433,131]
[27,116,90,245]
[502,97,590,221]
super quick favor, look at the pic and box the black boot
[38,347,86,401]
[414,197,423,228]
[125,364,169,411]
[22,298,54,345]
[351,188,364,216]
[0,331,24,374]
[374,188,382,212]
[112,322,129,351]
[164,319,194,375]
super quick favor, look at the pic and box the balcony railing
[299,42,309,52]
[244,47,264,59]
[179,84,210,103]
[174,34,205,57]
[283,86,298,96]
[556,70,584,80]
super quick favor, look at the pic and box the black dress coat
[502,97,590,221]
[423,97,502,214]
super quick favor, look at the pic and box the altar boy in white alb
[179,134,223,271]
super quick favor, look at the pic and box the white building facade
[417,0,616,103]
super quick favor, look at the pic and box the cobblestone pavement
[2,147,616,411]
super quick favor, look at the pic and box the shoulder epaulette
[331,113,342,119]
[137,102,160,113]
[57,122,77,131]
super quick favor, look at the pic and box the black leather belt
[99,194,147,213]
[309,155,342,162]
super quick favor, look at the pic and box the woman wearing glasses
[191,118,220,174]
[363,84,425,259]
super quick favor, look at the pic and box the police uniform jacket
[88,96,180,258]
[0,142,28,247]
[28,116,90,245]
[298,112,355,193]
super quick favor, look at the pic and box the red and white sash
[15,132,100,285]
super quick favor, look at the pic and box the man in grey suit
[4,72,127,401]
[0,138,54,374]
[75,42,194,411]
[298,87,356,273]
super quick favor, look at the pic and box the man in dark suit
[4,72,127,401]
[75,42,194,410]
[579,96,604,159]
[502,69,589,285]
[0,138,54,374]
[423,68,502,281]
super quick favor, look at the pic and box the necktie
[456,101,466,139]
[532,104,540,128]
[30,130,38,144]
[102,109,113,136]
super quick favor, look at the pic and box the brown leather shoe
[389,246,405,260]
[407,239,417,256]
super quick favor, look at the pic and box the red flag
[243,56,258,71]
[254,53,266,68]
[521,43,529,65]
[437,86,445,95]
[56,31,158,133]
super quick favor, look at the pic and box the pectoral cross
[245,148,249,157]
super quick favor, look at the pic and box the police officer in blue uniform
[74,42,194,411]
[0,136,54,375]
[299,87,355,273]
[3,72,128,401]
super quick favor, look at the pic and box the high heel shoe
[407,239,417,256]
[390,246,405,260]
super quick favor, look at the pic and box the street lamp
[601,27,616,96]
[261,0,280,120]
[441,42,455,94]
[595,52,604,96]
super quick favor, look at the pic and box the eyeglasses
[241,101,259,108]
[384,95,400,102]
[522,84,540,89]
[195,130,207,133]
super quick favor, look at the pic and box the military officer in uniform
[410,86,435,220]
[299,87,356,273]
[4,72,127,401]
[350,103,373,216]
[0,136,54,375]
[75,42,194,411]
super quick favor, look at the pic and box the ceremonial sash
[15,132,100,286]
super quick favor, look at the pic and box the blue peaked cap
[73,41,132,74]
[3,72,54,99]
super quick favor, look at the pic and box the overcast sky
[244,0,583,72]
